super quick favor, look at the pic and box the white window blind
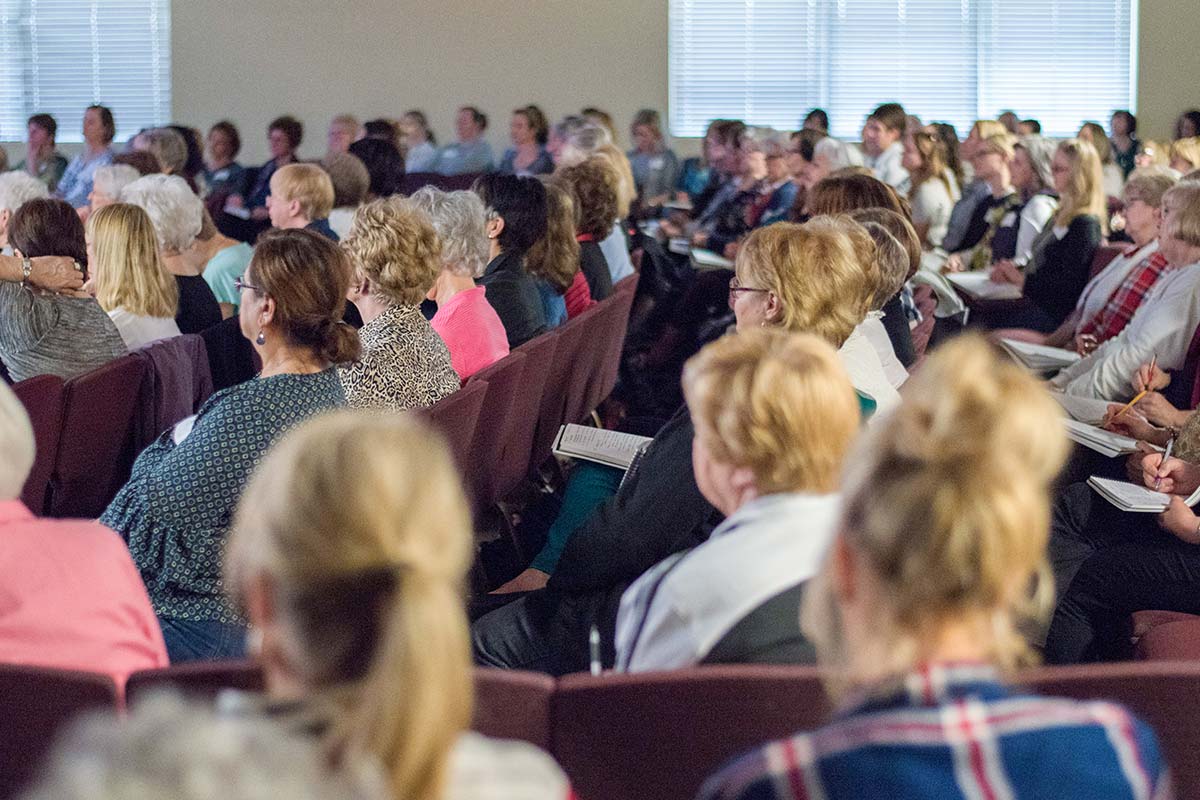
[0,0,170,143]
[669,0,1136,139]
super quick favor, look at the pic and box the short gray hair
[0,382,34,500]
[558,121,612,167]
[1016,135,1057,191]
[814,137,865,171]
[121,174,203,251]
[407,186,489,278]
[1123,165,1178,208]
[92,164,142,201]
[21,693,385,800]
[0,171,49,214]
[134,127,188,175]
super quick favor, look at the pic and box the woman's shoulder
[444,732,571,800]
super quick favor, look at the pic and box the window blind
[669,0,1136,139]
[0,0,170,143]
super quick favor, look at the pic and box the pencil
[1115,354,1158,419]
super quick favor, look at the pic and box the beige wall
[1137,0,1200,141]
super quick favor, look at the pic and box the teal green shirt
[202,242,254,310]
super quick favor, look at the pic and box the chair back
[531,321,586,469]
[125,661,265,707]
[473,668,556,751]
[47,355,148,519]
[499,333,558,498]
[0,665,117,800]
[399,172,440,195]
[414,380,488,481]
[551,666,832,800]
[1089,244,1125,279]
[130,334,214,450]
[11,375,65,514]
[464,351,527,513]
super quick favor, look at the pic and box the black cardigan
[476,250,548,348]
[1023,215,1102,327]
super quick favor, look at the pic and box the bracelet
[20,256,32,285]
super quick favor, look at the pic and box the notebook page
[1053,393,1114,424]
[554,424,653,470]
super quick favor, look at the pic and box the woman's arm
[1014,194,1058,265]
[0,254,85,292]
[1043,309,1082,349]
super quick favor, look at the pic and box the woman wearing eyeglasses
[101,229,359,664]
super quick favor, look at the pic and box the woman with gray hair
[84,163,141,221]
[409,186,510,378]
[121,174,222,333]
[0,171,49,251]
[798,136,866,197]
[0,381,166,687]
[21,694,383,800]
[132,127,189,179]
[1005,135,1060,265]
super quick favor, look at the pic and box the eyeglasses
[728,276,768,308]
[234,276,263,294]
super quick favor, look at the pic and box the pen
[589,625,602,676]
[1155,435,1176,492]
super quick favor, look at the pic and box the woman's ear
[259,295,277,328]
[830,533,858,607]
[763,291,783,324]
[486,216,505,240]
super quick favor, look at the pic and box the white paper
[946,271,1024,301]
[999,338,1082,371]
[691,248,735,270]
[553,424,653,470]
[1087,476,1200,513]
[1053,393,1114,425]
[1063,419,1142,457]
[172,414,197,445]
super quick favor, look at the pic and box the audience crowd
[3,96,1200,799]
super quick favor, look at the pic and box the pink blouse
[0,501,168,688]
[431,286,511,379]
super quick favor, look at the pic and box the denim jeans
[159,616,248,664]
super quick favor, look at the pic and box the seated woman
[121,174,223,334]
[627,108,680,213]
[0,198,126,382]
[472,174,550,348]
[338,198,459,411]
[1169,136,1200,174]
[1051,181,1200,399]
[616,330,860,671]
[498,105,554,177]
[797,137,864,211]
[553,159,615,301]
[698,335,1169,800]
[131,128,189,184]
[400,110,438,173]
[235,115,302,222]
[192,208,254,319]
[525,182,583,326]
[745,136,798,232]
[85,164,141,220]
[1078,121,1126,198]
[323,152,370,240]
[225,411,572,798]
[100,229,358,663]
[409,187,509,380]
[88,204,181,350]
[983,138,1106,332]
[902,130,959,249]
[782,128,825,222]
[997,168,1176,351]
[941,133,1022,272]
[691,132,767,257]
[348,137,406,201]
[846,211,915,388]
[202,120,247,200]
[0,381,166,687]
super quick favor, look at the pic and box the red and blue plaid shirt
[696,663,1171,800]
[1077,251,1172,344]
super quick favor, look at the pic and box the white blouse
[107,308,181,351]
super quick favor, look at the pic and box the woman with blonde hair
[987,138,1105,331]
[616,329,861,671]
[1169,137,1200,174]
[902,129,958,248]
[338,197,460,411]
[225,412,572,800]
[698,335,1169,800]
[87,203,180,349]
[525,181,586,325]
[1078,120,1125,197]
[940,119,1009,252]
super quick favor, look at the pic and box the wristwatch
[20,256,32,285]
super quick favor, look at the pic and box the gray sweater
[0,282,127,382]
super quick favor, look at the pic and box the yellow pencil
[1114,354,1158,419]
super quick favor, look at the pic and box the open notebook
[553,424,653,470]
[1052,392,1113,425]
[691,248,735,271]
[1087,476,1200,513]
[999,339,1082,371]
[1063,419,1150,458]
[946,271,1023,301]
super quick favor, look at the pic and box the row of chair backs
[13,335,215,519]
[9,660,1197,800]
[399,171,483,195]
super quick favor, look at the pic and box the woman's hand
[1073,333,1099,356]
[1135,392,1188,428]
[1141,454,1200,496]
[989,259,1025,289]
[1104,406,1168,445]
[942,253,964,273]
[1133,361,1171,394]
[491,568,549,595]
[26,256,85,293]
[691,231,709,247]
[723,241,740,260]
[1158,496,1200,544]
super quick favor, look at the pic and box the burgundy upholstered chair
[11,375,65,515]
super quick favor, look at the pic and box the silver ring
[73,261,83,273]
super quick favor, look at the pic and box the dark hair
[711,119,748,150]
[869,102,907,135]
[1112,110,1137,134]
[1021,118,1042,134]
[27,113,56,139]
[168,125,205,181]
[208,120,242,158]
[363,119,399,147]
[1177,110,1200,140]
[403,110,435,146]
[113,150,162,175]
[460,106,488,132]
[10,198,88,276]
[268,115,304,150]
[791,128,825,163]
[554,159,619,240]
[244,228,360,364]
[515,105,550,146]
[473,173,547,255]
[929,122,964,188]
[86,104,115,144]
[803,108,829,133]
[348,138,405,198]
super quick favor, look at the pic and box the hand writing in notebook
[1141,453,1199,496]
[1103,405,1166,446]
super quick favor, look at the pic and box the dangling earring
[255,330,266,346]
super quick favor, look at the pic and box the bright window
[0,0,171,143]
[669,0,1137,139]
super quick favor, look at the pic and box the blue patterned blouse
[101,369,345,625]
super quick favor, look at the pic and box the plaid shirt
[1077,251,1172,344]
[696,663,1171,800]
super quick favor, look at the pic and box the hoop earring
[255,330,266,346]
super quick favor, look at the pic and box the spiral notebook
[553,424,653,471]
[1087,476,1200,513]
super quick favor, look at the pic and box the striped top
[0,282,127,382]
[697,663,1170,800]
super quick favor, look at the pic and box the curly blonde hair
[342,197,442,307]
[683,329,860,495]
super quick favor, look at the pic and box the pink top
[0,501,168,688]
[431,285,511,380]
